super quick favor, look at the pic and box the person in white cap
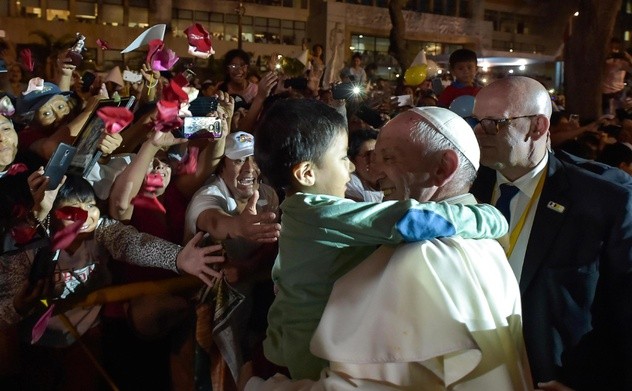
[184,131,281,379]
[245,106,531,390]
[184,131,280,245]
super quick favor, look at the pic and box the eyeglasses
[237,134,253,143]
[227,63,248,70]
[465,115,539,135]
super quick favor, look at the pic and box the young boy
[254,98,507,380]
[437,48,480,108]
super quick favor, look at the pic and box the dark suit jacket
[471,152,632,390]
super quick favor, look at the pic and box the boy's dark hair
[348,128,379,161]
[449,48,477,68]
[352,52,362,61]
[255,98,347,191]
[53,173,97,210]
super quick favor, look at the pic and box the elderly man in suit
[470,76,632,391]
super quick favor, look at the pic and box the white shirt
[84,153,133,200]
[494,155,548,281]
[184,175,278,246]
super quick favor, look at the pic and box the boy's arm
[396,201,508,241]
[284,195,507,246]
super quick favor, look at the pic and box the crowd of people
[0,29,631,391]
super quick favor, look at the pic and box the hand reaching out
[140,63,160,85]
[177,232,226,287]
[237,190,281,243]
[256,71,279,101]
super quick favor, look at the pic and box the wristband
[145,79,159,89]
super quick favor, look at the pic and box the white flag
[121,24,167,54]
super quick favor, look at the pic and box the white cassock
[247,238,533,390]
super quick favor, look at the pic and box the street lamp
[236,2,246,50]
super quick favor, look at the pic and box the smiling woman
[218,49,258,104]
[0,114,18,173]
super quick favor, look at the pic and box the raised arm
[237,72,278,133]
[108,130,187,220]
[174,91,232,199]
[95,218,225,286]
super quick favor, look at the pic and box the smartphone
[182,116,222,139]
[122,70,143,83]
[395,94,413,107]
[188,96,219,117]
[81,71,96,92]
[332,82,359,100]
[44,143,77,190]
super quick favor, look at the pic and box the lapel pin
[547,201,565,214]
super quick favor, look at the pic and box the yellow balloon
[404,64,427,86]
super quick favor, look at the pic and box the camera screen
[182,116,222,139]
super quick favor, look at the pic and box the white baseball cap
[225,131,254,160]
[409,107,480,170]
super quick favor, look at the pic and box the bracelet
[145,79,158,89]
[29,210,50,232]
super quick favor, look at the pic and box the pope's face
[373,113,435,202]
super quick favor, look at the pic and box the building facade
[1,0,629,83]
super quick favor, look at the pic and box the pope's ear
[292,161,316,187]
[433,150,458,187]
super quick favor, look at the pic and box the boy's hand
[237,190,280,243]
